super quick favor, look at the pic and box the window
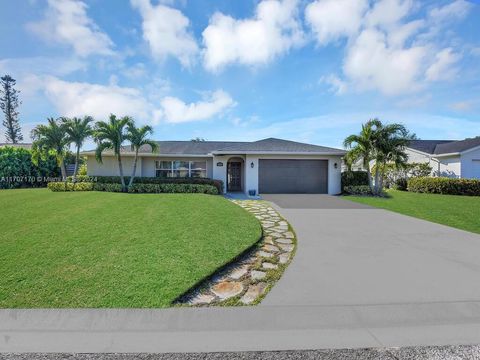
[155,160,207,178]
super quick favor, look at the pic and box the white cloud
[159,90,236,123]
[202,0,304,72]
[321,74,348,95]
[425,48,460,81]
[343,28,427,95]
[305,0,368,45]
[428,0,472,23]
[42,77,150,121]
[26,0,114,57]
[365,0,413,28]
[131,0,198,67]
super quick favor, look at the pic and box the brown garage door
[258,159,328,194]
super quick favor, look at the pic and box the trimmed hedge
[343,185,372,195]
[66,175,223,194]
[341,171,369,191]
[48,182,94,192]
[408,177,480,196]
[48,181,218,195]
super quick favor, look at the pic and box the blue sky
[0,0,479,149]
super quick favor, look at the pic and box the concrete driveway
[261,194,480,306]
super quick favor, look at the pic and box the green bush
[92,183,123,192]
[48,182,94,192]
[67,175,224,193]
[343,185,372,195]
[341,171,369,191]
[0,146,59,189]
[127,183,218,194]
[392,177,408,191]
[408,177,480,196]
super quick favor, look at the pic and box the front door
[227,162,242,191]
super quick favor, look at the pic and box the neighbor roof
[83,138,345,156]
[408,138,480,155]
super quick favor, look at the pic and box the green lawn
[345,190,480,234]
[0,189,261,308]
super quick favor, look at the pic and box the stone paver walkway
[176,200,296,306]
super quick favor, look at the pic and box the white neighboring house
[81,138,346,195]
[406,138,480,179]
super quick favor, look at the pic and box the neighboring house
[81,138,346,195]
[0,143,32,150]
[406,138,480,179]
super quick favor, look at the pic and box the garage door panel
[259,159,328,194]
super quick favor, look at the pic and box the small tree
[31,118,69,179]
[0,75,23,143]
[62,116,93,181]
[126,123,158,188]
[94,114,131,192]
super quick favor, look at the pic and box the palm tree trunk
[73,145,80,182]
[374,163,380,195]
[59,158,67,180]
[366,166,374,194]
[117,154,126,192]
[128,149,139,188]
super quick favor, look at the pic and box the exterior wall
[436,156,461,178]
[87,155,212,178]
[212,155,246,193]
[460,147,480,179]
[87,155,135,176]
[405,148,437,175]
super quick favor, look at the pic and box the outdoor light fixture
[251,162,254,168]
[334,162,338,169]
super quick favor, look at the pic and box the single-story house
[82,138,346,195]
[406,137,480,179]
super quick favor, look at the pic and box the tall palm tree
[343,119,381,193]
[373,123,414,193]
[126,123,158,188]
[94,114,131,192]
[31,118,70,179]
[61,116,94,181]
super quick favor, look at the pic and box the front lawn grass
[345,190,480,234]
[0,189,261,308]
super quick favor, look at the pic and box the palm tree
[126,123,158,188]
[344,119,414,195]
[94,114,131,192]
[61,116,93,181]
[31,118,70,179]
[343,119,381,193]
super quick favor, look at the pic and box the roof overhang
[81,151,212,158]
[210,151,346,156]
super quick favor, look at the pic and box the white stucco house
[82,138,346,195]
[406,138,480,179]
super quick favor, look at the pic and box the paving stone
[228,265,249,280]
[211,281,244,300]
[262,262,278,270]
[269,232,283,238]
[278,221,288,226]
[275,238,293,244]
[240,282,267,304]
[262,244,279,252]
[279,253,290,264]
[251,270,267,280]
[258,250,273,258]
[189,293,216,305]
[278,243,294,252]
[264,236,274,245]
[284,231,294,239]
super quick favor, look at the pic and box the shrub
[78,163,88,176]
[341,171,369,191]
[92,183,123,192]
[343,185,373,195]
[48,182,94,192]
[408,177,480,196]
[68,175,224,193]
[127,183,218,195]
[0,146,59,189]
[391,177,408,191]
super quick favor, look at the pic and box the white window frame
[155,160,207,178]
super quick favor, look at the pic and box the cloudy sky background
[1,0,479,149]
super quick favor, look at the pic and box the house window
[155,160,207,178]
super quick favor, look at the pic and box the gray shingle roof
[85,138,345,155]
[408,138,480,155]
